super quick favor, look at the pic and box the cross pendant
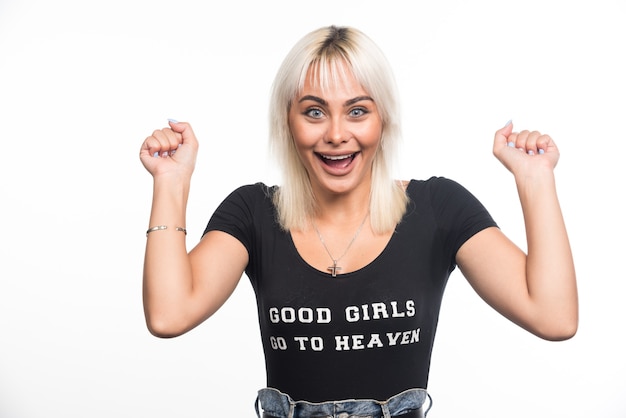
[328,261,341,278]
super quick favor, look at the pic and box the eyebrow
[298,95,374,107]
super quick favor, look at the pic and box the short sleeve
[426,177,498,264]
[203,183,269,257]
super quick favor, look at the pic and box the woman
[139,26,578,418]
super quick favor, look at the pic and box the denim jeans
[255,387,432,418]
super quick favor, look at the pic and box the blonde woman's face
[288,64,383,198]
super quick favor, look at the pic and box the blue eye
[350,107,367,117]
[305,108,324,118]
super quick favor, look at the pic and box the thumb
[168,119,198,146]
[493,119,514,157]
[494,119,514,145]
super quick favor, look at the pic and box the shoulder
[230,182,276,196]
[211,182,279,223]
[223,182,278,205]
[404,177,488,221]
[405,176,469,198]
[205,182,280,239]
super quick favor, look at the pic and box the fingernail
[153,152,160,158]
[504,119,512,127]
[162,151,169,157]
[168,118,179,123]
[528,150,535,156]
[538,149,545,155]
[507,141,515,147]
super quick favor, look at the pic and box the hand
[492,121,560,177]
[139,120,199,178]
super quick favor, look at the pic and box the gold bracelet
[146,225,187,236]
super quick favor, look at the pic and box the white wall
[1,1,624,417]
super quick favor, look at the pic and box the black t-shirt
[204,177,497,402]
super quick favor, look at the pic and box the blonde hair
[269,26,408,234]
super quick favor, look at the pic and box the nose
[325,116,349,145]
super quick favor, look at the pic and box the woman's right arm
[139,121,248,338]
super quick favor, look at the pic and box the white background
[1,1,624,417]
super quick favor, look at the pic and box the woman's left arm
[456,121,578,341]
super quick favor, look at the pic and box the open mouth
[316,152,360,169]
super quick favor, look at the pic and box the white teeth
[321,153,354,160]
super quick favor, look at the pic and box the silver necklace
[312,213,369,277]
